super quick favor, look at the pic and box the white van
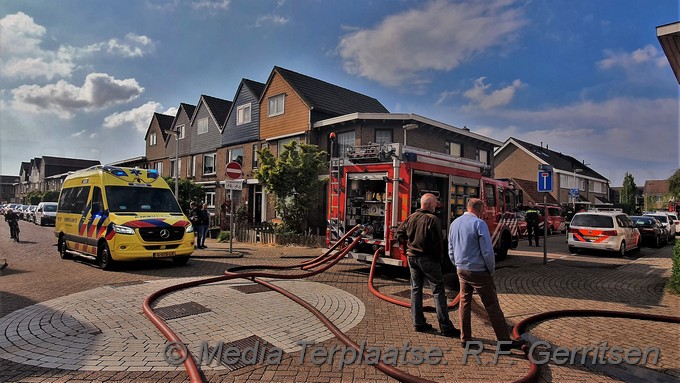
[35,202,58,226]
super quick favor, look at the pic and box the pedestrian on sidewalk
[397,193,460,338]
[196,202,210,249]
[448,198,523,351]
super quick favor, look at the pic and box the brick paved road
[1,220,678,382]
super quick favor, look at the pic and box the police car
[567,210,640,256]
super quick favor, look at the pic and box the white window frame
[229,147,245,165]
[177,125,186,139]
[197,117,209,135]
[170,159,177,177]
[150,132,157,146]
[252,144,259,169]
[203,153,216,175]
[268,94,285,117]
[156,161,163,176]
[205,192,215,208]
[191,155,196,177]
[236,103,251,125]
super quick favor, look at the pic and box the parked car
[567,211,640,256]
[667,212,680,236]
[536,204,566,234]
[26,205,38,223]
[16,205,29,220]
[630,216,667,248]
[35,201,58,226]
[644,212,676,242]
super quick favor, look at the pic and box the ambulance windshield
[106,186,182,213]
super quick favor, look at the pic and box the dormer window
[150,132,157,146]
[268,94,285,117]
[197,117,209,135]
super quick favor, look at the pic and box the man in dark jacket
[525,201,541,247]
[396,193,460,337]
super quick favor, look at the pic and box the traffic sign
[569,188,579,197]
[225,161,242,180]
[224,179,243,190]
[538,171,553,192]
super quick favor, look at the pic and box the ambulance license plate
[153,251,176,258]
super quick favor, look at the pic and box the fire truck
[327,143,520,267]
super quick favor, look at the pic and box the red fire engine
[327,143,520,267]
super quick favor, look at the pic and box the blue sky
[0,0,677,186]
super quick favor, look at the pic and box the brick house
[643,179,671,211]
[144,112,174,174]
[494,137,610,207]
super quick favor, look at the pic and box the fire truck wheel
[496,236,510,261]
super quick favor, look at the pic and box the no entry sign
[225,161,242,180]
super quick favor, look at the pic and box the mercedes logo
[160,229,170,239]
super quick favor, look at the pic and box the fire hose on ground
[144,226,680,383]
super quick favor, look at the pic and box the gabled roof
[498,137,608,182]
[19,162,30,178]
[511,178,559,204]
[192,95,232,128]
[166,103,197,148]
[144,113,175,141]
[643,179,669,195]
[242,78,265,100]
[264,66,388,116]
[41,156,101,177]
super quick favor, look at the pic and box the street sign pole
[543,194,548,264]
[537,165,553,265]
[229,188,233,255]
[225,161,243,256]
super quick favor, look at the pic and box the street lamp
[402,123,419,147]
[166,128,180,197]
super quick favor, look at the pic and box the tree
[621,172,636,214]
[255,141,327,233]
[669,168,680,199]
[163,176,205,215]
[26,190,43,205]
[42,191,60,202]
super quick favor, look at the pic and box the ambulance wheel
[172,256,190,266]
[98,243,115,270]
[59,236,72,259]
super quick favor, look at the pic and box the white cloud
[11,73,144,119]
[0,12,154,80]
[338,0,526,87]
[463,77,523,110]
[103,101,167,132]
[255,14,289,27]
[164,107,178,116]
[597,45,667,70]
[192,0,230,10]
[71,129,87,137]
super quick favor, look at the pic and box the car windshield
[105,186,181,213]
[570,214,614,228]
[631,217,655,227]
[647,215,667,223]
[43,204,57,212]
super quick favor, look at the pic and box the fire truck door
[482,182,497,226]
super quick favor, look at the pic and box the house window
[229,147,244,165]
[150,132,157,146]
[174,125,185,139]
[277,136,300,155]
[237,103,251,125]
[374,130,392,145]
[155,161,163,176]
[590,181,606,193]
[268,94,285,117]
[337,131,355,158]
[170,160,177,177]
[203,153,216,175]
[252,144,259,169]
[191,155,196,177]
[476,148,489,164]
[197,117,209,135]
[448,142,462,157]
[205,192,215,208]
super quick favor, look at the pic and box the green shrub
[216,231,231,243]
[670,240,680,295]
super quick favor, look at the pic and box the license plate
[153,251,176,258]
[584,236,599,241]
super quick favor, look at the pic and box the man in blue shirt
[448,198,523,350]
[397,193,460,338]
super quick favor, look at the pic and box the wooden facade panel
[191,103,221,153]
[223,86,260,146]
[260,75,309,140]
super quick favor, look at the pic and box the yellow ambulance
[55,165,195,270]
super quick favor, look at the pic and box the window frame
[448,142,462,157]
[203,153,216,175]
[197,117,209,135]
[337,131,355,158]
[150,132,157,146]
[236,103,252,125]
[476,148,489,164]
[268,94,285,117]
[374,129,393,145]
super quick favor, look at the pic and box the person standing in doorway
[196,202,210,249]
[396,193,460,338]
[449,198,524,350]
[524,201,541,247]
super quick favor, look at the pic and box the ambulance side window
[91,187,103,214]
[73,186,91,215]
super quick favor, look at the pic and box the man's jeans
[408,256,455,333]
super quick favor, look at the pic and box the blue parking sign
[538,171,553,192]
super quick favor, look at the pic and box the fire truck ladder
[328,157,344,245]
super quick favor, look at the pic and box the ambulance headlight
[186,224,194,233]
[113,224,135,235]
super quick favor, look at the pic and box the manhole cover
[154,302,211,320]
[230,284,272,294]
